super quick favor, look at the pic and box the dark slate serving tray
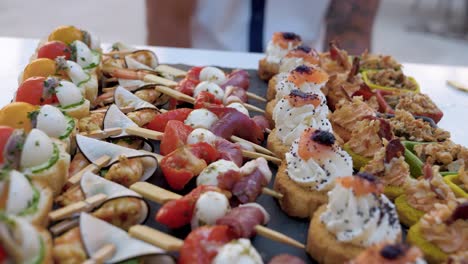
[141,64,314,263]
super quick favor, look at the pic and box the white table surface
[1,37,467,146]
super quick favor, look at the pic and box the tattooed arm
[325,0,380,55]
[146,0,196,47]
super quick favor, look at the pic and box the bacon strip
[232,168,268,203]
[385,139,405,163]
[210,108,264,144]
[214,138,243,167]
[220,69,250,91]
[216,206,264,238]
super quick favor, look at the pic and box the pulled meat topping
[404,165,457,212]
[389,110,450,142]
[367,69,417,91]
[347,118,391,158]
[414,140,468,172]
[420,202,468,254]
[362,139,410,187]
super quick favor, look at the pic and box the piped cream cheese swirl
[286,132,352,191]
[273,92,331,146]
[320,180,402,247]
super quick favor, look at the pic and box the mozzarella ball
[187,128,217,145]
[213,239,263,264]
[227,102,249,117]
[199,67,226,85]
[191,191,230,229]
[184,109,218,129]
[36,105,69,138]
[197,160,240,187]
[193,81,225,101]
[20,129,54,169]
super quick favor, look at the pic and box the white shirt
[191,0,330,52]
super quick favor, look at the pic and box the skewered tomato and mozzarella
[179,224,268,264]
[196,158,273,203]
[156,185,270,233]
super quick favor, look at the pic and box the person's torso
[191,0,330,52]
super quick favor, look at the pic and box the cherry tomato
[160,120,193,155]
[194,91,223,109]
[48,25,83,45]
[0,102,38,132]
[186,66,204,80]
[189,142,220,164]
[179,225,236,264]
[21,58,56,82]
[37,41,72,60]
[16,77,58,106]
[0,126,14,164]
[146,108,192,132]
[177,78,199,97]
[160,146,207,190]
[155,185,219,228]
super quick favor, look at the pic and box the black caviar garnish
[293,65,312,74]
[380,244,408,260]
[311,130,335,146]
[282,32,301,41]
[295,45,312,53]
[356,172,378,183]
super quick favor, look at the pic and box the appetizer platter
[0,26,467,264]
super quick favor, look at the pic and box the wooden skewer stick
[231,136,276,157]
[50,218,80,236]
[129,225,184,252]
[125,126,164,141]
[49,194,108,222]
[447,80,468,92]
[143,74,178,87]
[80,128,123,139]
[129,182,302,249]
[241,150,282,165]
[83,244,116,264]
[130,182,182,204]
[254,225,304,249]
[261,187,283,199]
[154,65,188,78]
[246,92,267,102]
[91,106,135,114]
[67,155,111,185]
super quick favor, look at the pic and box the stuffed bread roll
[0,169,53,227]
[0,213,53,264]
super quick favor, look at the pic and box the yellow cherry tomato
[48,25,83,45]
[0,102,38,132]
[21,58,57,82]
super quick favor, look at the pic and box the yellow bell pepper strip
[394,194,425,227]
[443,173,468,198]
[407,222,448,264]
[362,70,420,94]
[343,143,371,171]
[383,185,404,201]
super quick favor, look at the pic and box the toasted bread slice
[266,129,290,159]
[274,162,328,218]
[258,58,279,80]
[265,100,276,128]
[267,75,279,101]
[307,205,364,264]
